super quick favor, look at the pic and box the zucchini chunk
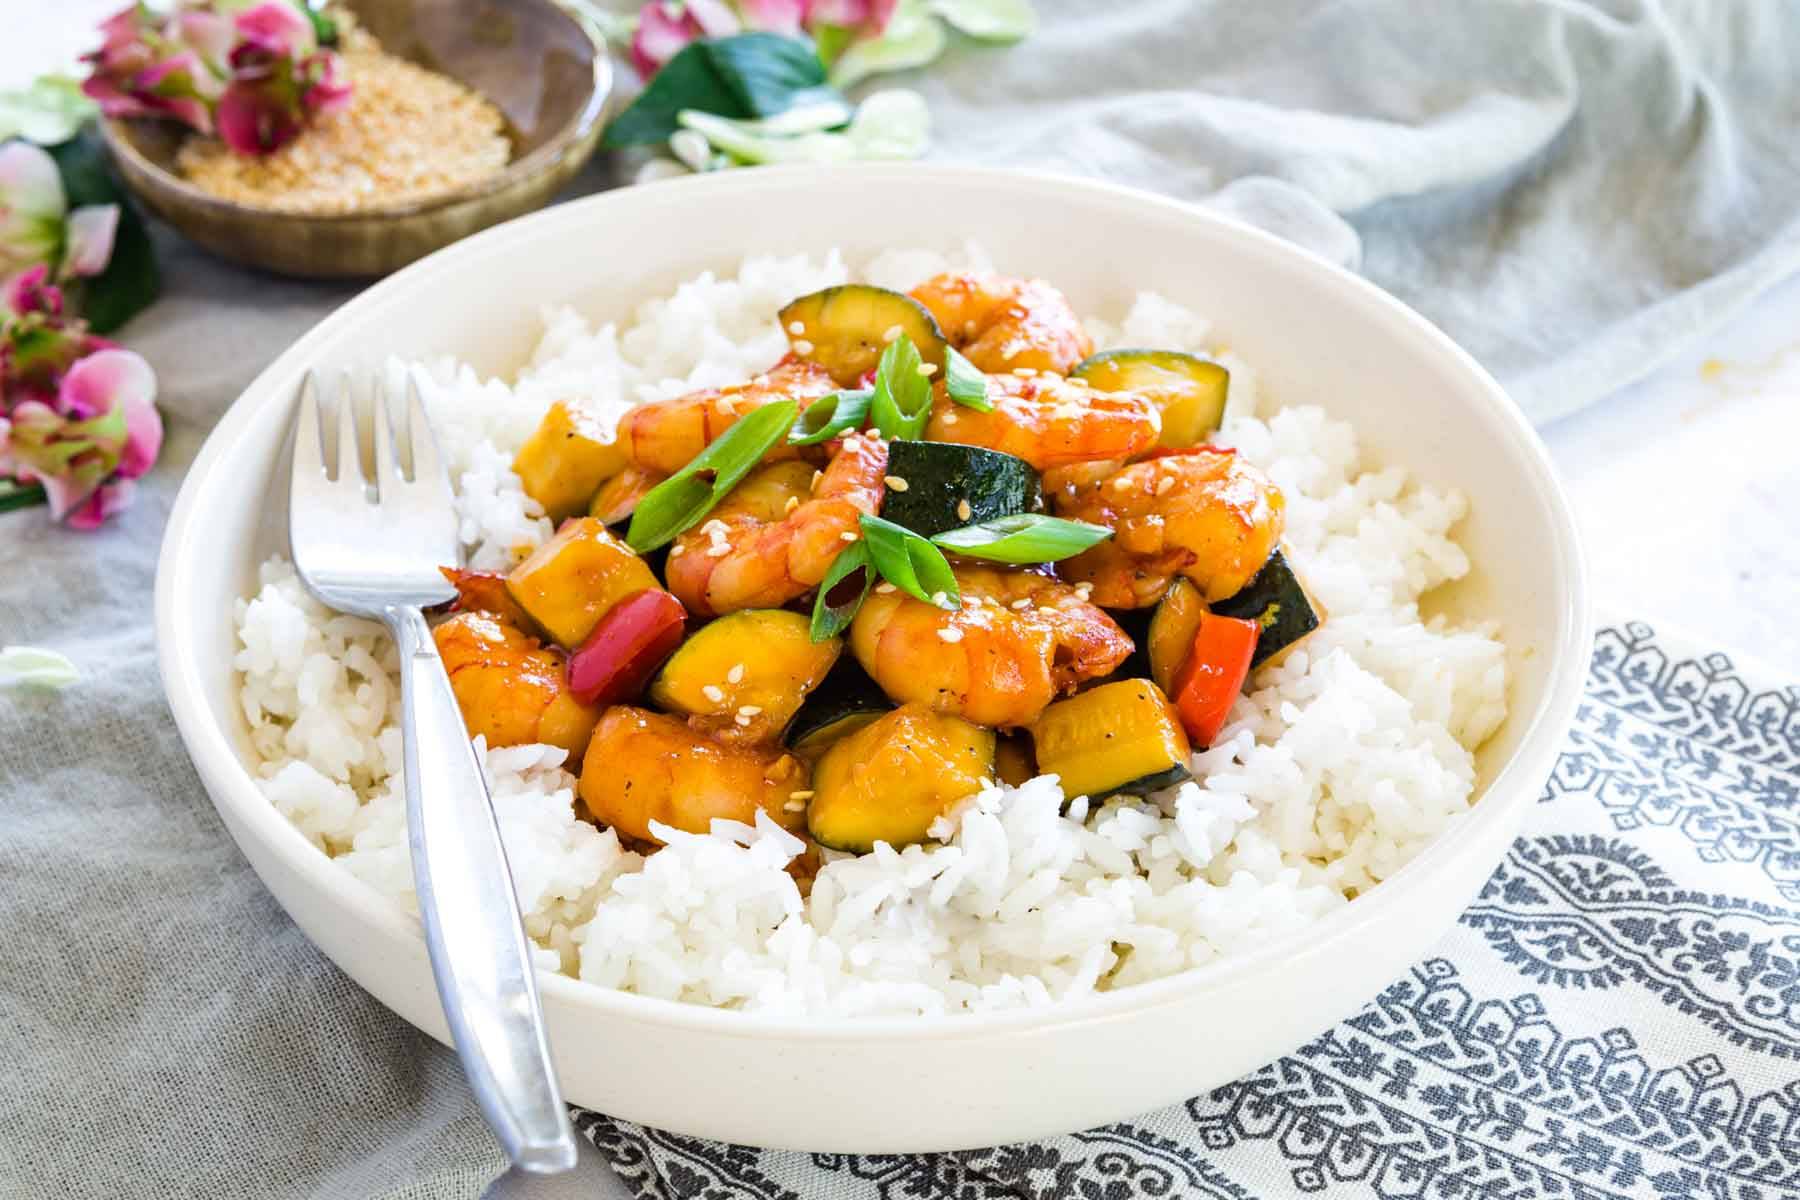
[786,660,894,762]
[879,440,1041,537]
[650,609,841,742]
[779,285,949,386]
[1031,678,1192,799]
[505,517,661,649]
[1146,578,1207,694]
[1073,350,1229,449]
[994,731,1037,787]
[807,703,995,852]
[513,400,630,522]
[1209,548,1324,669]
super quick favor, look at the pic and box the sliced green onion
[810,540,874,641]
[0,645,79,689]
[789,387,873,446]
[627,399,799,551]
[0,481,47,514]
[859,513,959,608]
[943,345,992,411]
[931,514,1113,564]
[868,334,933,441]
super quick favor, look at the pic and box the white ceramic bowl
[156,164,1590,1153]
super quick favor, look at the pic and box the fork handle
[387,605,578,1174]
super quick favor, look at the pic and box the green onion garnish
[809,540,874,641]
[789,387,873,446]
[942,346,993,412]
[931,514,1113,564]
[859,512,959,608]
[868,334,933,441]
[626,399,799,551]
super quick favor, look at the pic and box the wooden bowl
[101,0,611,279]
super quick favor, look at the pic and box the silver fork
[288,370,578,1174]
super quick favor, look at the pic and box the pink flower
[3,265,64,319]
[0,141,67,278]
[233,1,316,59]
[62,205,121,279]
[628,0,897,80]
[0,347,160,528]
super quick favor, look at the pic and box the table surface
[9,9,1799,676]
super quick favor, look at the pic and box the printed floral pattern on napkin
[575,619,1800,1200]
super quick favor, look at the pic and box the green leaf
[605,33,842,148]
[868,334,933,440]
[859,513,960,608]
[0,481,47,515]
[810,540,873,641]
[48,132,159,333]
[0,645,80,689]
[828,0,948,89]
[298,0,338,45]
[677,109,856,165]
[943,345,992,411]
[626,398,800,551]
[789,387,873,445]
[0,75,96,146]
[929,0,1037,41]
[845,89,931,160]
[931,514,1112,564]
[679,89,926,165]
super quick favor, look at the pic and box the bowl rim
[100,0,612,225]
[156,162,1593,1044]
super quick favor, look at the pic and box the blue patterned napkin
[572,618,1800,1200]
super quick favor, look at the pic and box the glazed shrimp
[577,706,809,843]
[924,372,1160,471]
[665,432,888,617]
[619,357,836,475]
[433,611,601,757]
[849,566,1133,728]
[909,272,1093,375]
[1054,448,1285,608]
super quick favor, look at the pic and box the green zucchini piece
[786,660,895,761]
[1073,349,1229,449]
[1210,548,1324,669]
[649,609,841,742]
[1030,678,1193,800]
[808,704,995,852]
[779,285,948,387]
[880,440,1042,538]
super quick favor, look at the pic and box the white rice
[234,248,1507,1016]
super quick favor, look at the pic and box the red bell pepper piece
[1171,613,1260,748]
[566,589,687,706]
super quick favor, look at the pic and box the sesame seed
[882,325,903,343]
[668,543,687,558]
[783,799,806,813]
[784,495,800,514]
[707,543,731,558]
[716,396,736,416]
[956,499,972,521]
[788,320,806,335]
[929,590,949,607]
[738,704,763,717]
[1011,597,1032,609]
[727,664,745,683]
[793,339,815,355]
[885,475,910,492]
[875,582,897,594]
[701,519,730,536]
[937,626,964,643]
[1066,377,1088,388]
[1012,367,1037,378]
[963,319,978,337]
[840,531,858,542]
[702,685,726,703]
[735,714,753,727]
[942,412,959,426]
[1112,476,1132,491]
[1155,475,1175,496]
[811,470,824,489]
[916,362,938,377]
[789,789,815,800]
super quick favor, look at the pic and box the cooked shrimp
[849,566,1132,728]
[924,372,1160,471]
[909,272,1093,375]
[619,357,836,475]
[1054,448,1285,608]
[577,706,808,843]
[433,611,601,757]
[589,465,664,526]
[665,432,887,617]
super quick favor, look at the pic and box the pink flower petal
[868,0,898,31]
[233,1,315,59]
[3,265,63,317]
[64,478,137,529]
[301,52,352,116]
[62,205,121,279]
[173,9,235,74]
[58,349,157,437]
[632,2,704,77]
[806,0,871,26]
[216,80,302,155]
[740,0,806,33]
[685,0,743,36]
[0,141,67,223]
[79,75,157,120]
